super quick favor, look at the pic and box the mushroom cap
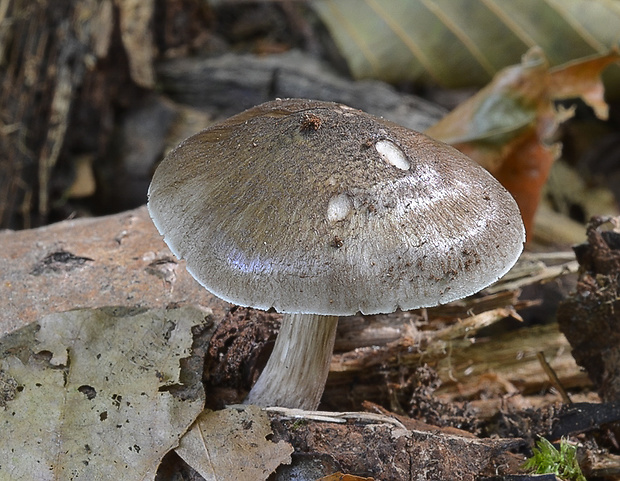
[148,99,525,316]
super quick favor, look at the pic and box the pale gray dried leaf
[0,306,211,481]
[176,405,293,481]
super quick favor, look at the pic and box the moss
[522,437,586,481]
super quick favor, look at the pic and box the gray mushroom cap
[148,98,525,316]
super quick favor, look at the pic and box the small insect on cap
[147,98,525,316]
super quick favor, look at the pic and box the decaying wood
[0,206,230,336]
[0,0,211,230]
[0,0,138,228]
[589,452,620,479]
[323,311,588,414]
[266,406,526,481]
[484,250,578,294]
[558,216,620,402]
[156,50,446,131]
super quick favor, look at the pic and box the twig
[537,351,572,404]
[258,406,408,430]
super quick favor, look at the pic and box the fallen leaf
[426,47,620,239]
[313,0,620,88]
[175,405,293,481]
[549,50,620,120]
[0,306,211,480]
[317,473,375,481]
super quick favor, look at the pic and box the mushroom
[147,98,525,410]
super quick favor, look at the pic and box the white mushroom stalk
[245,313,338,410]
[147,98,526,411]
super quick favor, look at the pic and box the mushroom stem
[244,313,339,410]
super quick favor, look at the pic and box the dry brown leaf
[427,47,619,239]
[175,405,293,481]
[549,49,620,120]
[491,129,558,241]
[317,473,375,481]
